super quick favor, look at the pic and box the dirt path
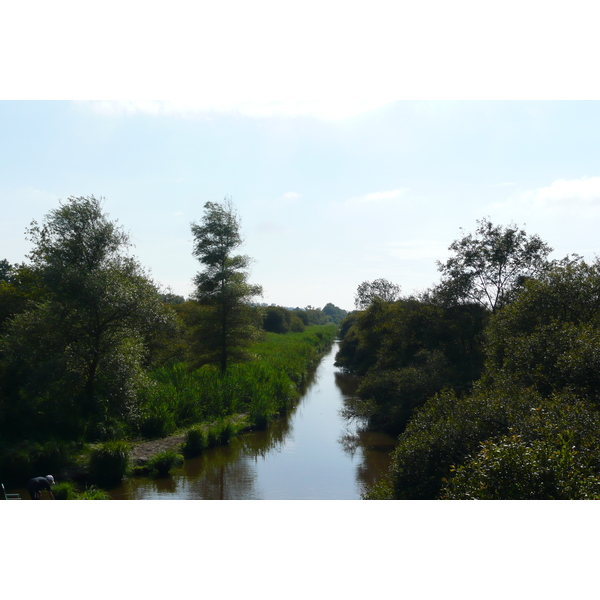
[128,433,188,464]
[128,414,250,464]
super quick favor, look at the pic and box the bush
[53,481,78,500]
[182,426,208,457]
[89,441,130,487]
[77,486,110,500]
[139,402,177,439]
[147,450,184,477]
[206,423,222,448]
[442,434,600,500]
[365,386,518,499]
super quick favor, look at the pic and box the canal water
[106,343,396,499]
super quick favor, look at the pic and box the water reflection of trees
[181,351,321,499]
[177,414,296,499]
[335,371,396,495]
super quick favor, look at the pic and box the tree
[354,278,401,310]
[434,218,552,312]
[0,259,12,283]
[191,198,263,372]
[322,302,348,324]
[0,196,173,439]
[263,306,305,334]
[484,258,600,404]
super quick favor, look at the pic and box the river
[106,342,396,499]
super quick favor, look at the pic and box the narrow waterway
[107,343,396,499]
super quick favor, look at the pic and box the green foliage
[442,434,600,500]
[0,259,12,283]
[0,440,77,486]
[354,278,400,310]
[182,426,209,457]
[366,386,515,499]
[76,486,109,500]
[440,392,600,499]
[368,258,600,499]
[434,218,552,312]
[206,422,222,448]
[191,198,263,373]
[52,481,110,499]
[135,325,335,442]
[146,450,184,477]
[484,258,600,403]
[89,440,130,487]
[336,298,487,434]
[263,306,305,333]
[138,400,177,439]
[53,481,78,500]
[0,196,176,442]
[321,303,348,324]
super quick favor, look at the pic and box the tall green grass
[137,324,337,436]
[146,450,184,477]
[89,440,130,487]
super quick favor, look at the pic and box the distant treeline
[338,219,600,499]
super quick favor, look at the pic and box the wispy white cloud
[492,177,600,217]
[527,177,600,208]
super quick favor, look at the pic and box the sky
[3,2,600,312]
[4,101,600,311]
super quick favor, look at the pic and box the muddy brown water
[11,343,396,500]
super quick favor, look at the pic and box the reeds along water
[139,325,338,434]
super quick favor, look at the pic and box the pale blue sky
[3,1,600,311]
[3,100,600,310]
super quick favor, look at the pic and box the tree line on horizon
[338,218,600,499]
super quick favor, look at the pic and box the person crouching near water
[27,475,56,500]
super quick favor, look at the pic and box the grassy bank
[137,324,337,437]
[1,325,337,492]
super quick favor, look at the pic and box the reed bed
[138,324,337,437]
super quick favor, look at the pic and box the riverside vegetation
[0,196,342,496]
[338,219,600,500]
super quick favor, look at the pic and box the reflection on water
[107,343,396,500]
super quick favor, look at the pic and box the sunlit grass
[138,325,337,437]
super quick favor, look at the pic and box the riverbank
[3,325,338,494]
[105,342,397,499]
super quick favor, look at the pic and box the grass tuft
[147,450,184,477]
[89,440,130,487]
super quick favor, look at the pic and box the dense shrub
[53,481,78,500]
[365,386,519,499]
[336,298,487,434]
[147,450,184,477]
[77,486,110,500]
[263,306,305,333]
[183,426,208,457]
[442,433,600,500]
[89,441,130,487]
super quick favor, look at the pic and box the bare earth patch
[129,433,187,465]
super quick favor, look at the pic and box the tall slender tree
[191,198,263,372]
